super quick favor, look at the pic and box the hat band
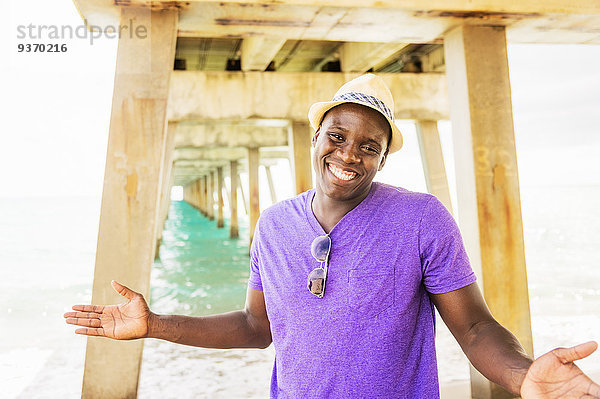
[332,92,394,122]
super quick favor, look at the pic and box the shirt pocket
[347,268,395,318]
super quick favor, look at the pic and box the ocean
[1,185,599,398]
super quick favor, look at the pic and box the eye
[328,133,344,142]
[361,145,379,154]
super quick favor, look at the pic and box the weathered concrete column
[192,179,202,210]
[265,165,277,204]
[199,176,205,214]
[230,160,239,238]
[203,175,208,216]
[82,7,178,399]
[195,178,202,211]
[208,170,215,220]
[444,24,533,399]
[248,148,260,244]
[288,122,313,194]
[217,166,225,228]
[238,173,249,216]
[155,122,178,259]
[415,120,453,214]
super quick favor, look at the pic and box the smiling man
[65,74,599,398]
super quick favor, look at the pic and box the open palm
[521,341,600,398]
[64,280,151,340]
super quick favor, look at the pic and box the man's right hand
[64,280,151,340]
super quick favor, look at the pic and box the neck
[312,183,373,234]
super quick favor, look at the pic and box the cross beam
[168,71,449,121]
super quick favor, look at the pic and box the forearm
[462,319,533,395]
[147,310,272,349]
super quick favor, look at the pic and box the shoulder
[370,182,437,212]
[256,190,311,229]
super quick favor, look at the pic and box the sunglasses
[307,234,332,298]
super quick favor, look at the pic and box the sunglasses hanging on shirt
[307,234,332,298]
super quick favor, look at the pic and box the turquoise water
[150,201,251,316]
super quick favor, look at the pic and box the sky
[1,0,599,198]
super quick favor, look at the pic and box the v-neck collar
[305,182,379,239]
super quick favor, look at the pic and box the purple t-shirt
[249,182,476,398]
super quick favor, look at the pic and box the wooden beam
[230,161,239,238]
[82,7,178,399]
[340,42,408,73]
[217,166,225,228]
[248,148,260,244]
[241,37,286,71]
[444,24,533,399]
[288,122,313,194]
[264,165,277,204]
[415,120,453,215]
[168,72,449,121]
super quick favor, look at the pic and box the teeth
[328,163,357,181]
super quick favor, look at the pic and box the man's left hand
[521,341,600,398]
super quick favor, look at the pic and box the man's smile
[327,162,358,181]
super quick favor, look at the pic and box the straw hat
[308,73,403,153]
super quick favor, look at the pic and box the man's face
[311,103,389,202]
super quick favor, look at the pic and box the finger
[111,280,136,300]
[64,311,91,318]
[588,381,600,398]
[75,327,105,336]
[66,318,101,328]
[65,311,101,319]
[72,304,104,313]
[553,341,598,363]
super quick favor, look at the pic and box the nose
[335,142,361,164]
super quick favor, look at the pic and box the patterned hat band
[331,92,394,122]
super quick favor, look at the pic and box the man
[65,74,599,398]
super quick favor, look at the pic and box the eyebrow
[364,138,383,148]
[324,124,348,132]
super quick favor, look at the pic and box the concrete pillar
[203,175,208,217]
[238,173,249,216]
[195,177,201,212]
[199,176,205,214]
[196,178,202,211]
[415,120,453,215]
[229,161,239,238]
[217,166,225,228]
[208,170,215,220]
[444,24,533,399]
[264,165,277,204]
[248,147,260,244]
[82,7,178,399]
[288,122,313,194]
[155,122,178,259]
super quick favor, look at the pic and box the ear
[378,151,388,171]
[311,127,321,147]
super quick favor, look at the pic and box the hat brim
[308,100,403,153]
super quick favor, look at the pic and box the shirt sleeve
[248,218,264,291]
[419,196,476,294]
